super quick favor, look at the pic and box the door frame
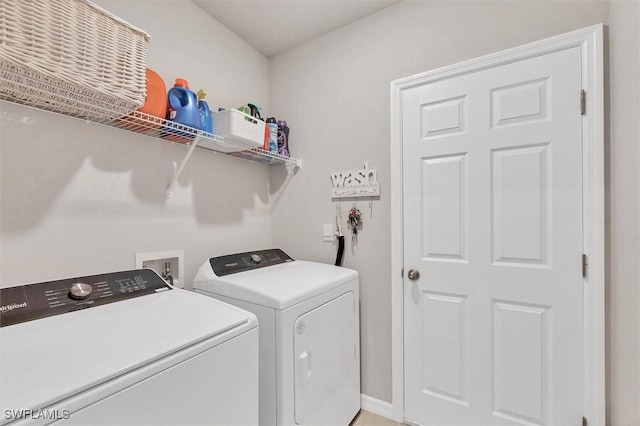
[390,24,605,424]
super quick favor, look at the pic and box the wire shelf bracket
[167,133,201,197]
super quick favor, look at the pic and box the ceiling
[193,0,401,58]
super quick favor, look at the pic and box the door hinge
[580,90,586,115]
[582,254,588,278]
[582,416,587,426]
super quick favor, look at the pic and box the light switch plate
[323,223,334,241]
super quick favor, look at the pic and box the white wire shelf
[0,65,301,168]
[228,148,299,165]
[1,96,301,168]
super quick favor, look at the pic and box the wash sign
[330,162,380,199]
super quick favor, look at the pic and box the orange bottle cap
[174,78,189,89]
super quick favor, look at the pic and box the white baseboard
[361,394,393,420]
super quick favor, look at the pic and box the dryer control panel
[0,269,171,327]
[209,249,294,276]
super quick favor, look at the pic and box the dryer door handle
[298,351,312,383]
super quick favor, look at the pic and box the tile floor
[351,410,405,426]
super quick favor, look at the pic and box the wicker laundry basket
[0,0,150,119]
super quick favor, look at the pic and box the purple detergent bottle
[277,120,290,157]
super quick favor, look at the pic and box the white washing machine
[0,268,259,425]
[193,249,360,426]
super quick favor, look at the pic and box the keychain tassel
[348,207,362,237]
[335,234,345,266]
[335,214,345,266]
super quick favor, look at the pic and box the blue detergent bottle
[167,78,201,130]
[197,89,212,135]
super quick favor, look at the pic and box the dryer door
[293,291,356,424]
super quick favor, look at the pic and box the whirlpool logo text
[0,302,27,313]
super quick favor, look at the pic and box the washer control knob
[250,254,262,264]
[69,282,93,300]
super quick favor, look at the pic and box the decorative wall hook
[330,162,381,199]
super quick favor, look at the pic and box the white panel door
[403,47,583,425]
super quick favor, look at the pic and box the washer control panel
[210,249,294,276]
[0,269,171,327]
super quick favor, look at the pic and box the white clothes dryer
[193,249,361,426]
[0,268,258,426]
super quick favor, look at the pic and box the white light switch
[323,223,334,241]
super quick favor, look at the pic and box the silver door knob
[407,269,420,280]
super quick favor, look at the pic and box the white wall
[607,1,640,424]
[269,0,625,409]
[0,0,272,287]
